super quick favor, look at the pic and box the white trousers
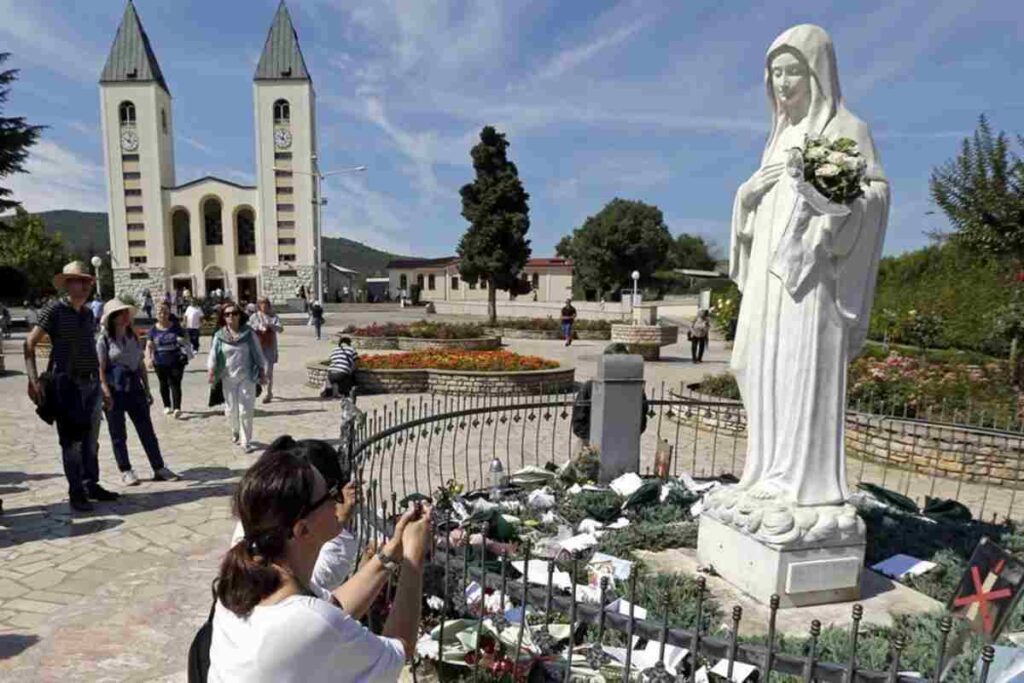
[223,376,256,446]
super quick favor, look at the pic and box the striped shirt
[328,345,358,374]
[37,299,99,376]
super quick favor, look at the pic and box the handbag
[208,380,225,407]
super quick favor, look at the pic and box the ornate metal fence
[340,386,1012,681]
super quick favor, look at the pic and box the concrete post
[590,354,645,483]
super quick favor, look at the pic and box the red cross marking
[952,565,1013,633]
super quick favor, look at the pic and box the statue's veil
[761,24,843,166]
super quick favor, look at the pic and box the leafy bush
[710,283,740,341]
[491,317,611,332]
[358,350,560,372]
[695,373,741,400]
[342,320,486,339]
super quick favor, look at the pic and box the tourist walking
[142,290,154,320]
[24,261,120,512]
[297,284,308,313]
[310,300,325,340]
[147,302,189,418]
[0,303,10,339]
[98,299,179,486]
[208,302,267,453]
[88,295,104,333]
[251,296,283,403]
[561,297,577,346]
[184,299,204,354]
[206,447,430,682]
[688,309,710,363]
[326,336,358,399]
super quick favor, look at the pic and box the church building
[100,0,318,303]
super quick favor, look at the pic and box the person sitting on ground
[326,336,358,399]
[228,436,359,592]
[208,446,431,682]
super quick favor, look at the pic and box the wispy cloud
[0,0,104,82]
[182,136,214,154]
[532,17,651,82]
[3,139,107,215]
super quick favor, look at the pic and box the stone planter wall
[345,335,502,351]
[668,389,1024,487]
[482,327,610,341]
[306,362,574,396]
[610,324,679,360]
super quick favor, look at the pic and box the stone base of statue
[696,486,865,608]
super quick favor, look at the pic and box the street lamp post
[631,270,640,310]
[91,256,103,299]
[273,159,367,304]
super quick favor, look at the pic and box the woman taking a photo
[250,297,283,404]
[209,447,431,681]
[97,299,179,486]
[147,302,189,418]
[208,302,266,453]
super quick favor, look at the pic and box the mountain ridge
[18,210,407,278]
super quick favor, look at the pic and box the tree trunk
[1012,335,1021,387]
[487,281,497,325]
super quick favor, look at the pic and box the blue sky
[2,0,1022,259]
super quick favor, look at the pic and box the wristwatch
[377,547,401,576]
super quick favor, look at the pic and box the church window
[119,101,136,125]
[428,274,436,291]
[203,197,223,245]
[128,240,146,248]
[399,275,408,290]
[273,99,290,124]
[130,256,148,265]
[280,254,296,262]
[532,272,540,290]
[161,108,168,133]
[451,276,459,291]
[172,209,191,256]
[237,208,256,255]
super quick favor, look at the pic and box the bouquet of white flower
[788,136,867,206]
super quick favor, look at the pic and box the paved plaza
[0,309,723,680]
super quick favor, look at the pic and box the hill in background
[22,210,407,279]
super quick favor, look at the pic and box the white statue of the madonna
[705,25,889,544]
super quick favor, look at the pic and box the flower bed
[483,318,611,340]
[361,350,558,372]
[306,351,573,395]
[341,321,501,351]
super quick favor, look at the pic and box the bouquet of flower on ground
[790,135,867,206]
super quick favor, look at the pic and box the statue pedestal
[696,487,866,608]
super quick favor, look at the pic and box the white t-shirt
[230,522,357,592]
[184,305,204,330]
[208,594,405,682]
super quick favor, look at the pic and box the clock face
[274,127,292,150]
[120,127,139,152]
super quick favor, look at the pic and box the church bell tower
[253,0,318,301]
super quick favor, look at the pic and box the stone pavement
[0,311,723,680]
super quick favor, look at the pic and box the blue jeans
[561,322,573,339]
[187,329,200,353]
[57,379,103,496]
[105,387,165,473]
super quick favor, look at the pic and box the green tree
[561,198,673,298]
[930,115,1024,380]
[457,126,531,323]
[0,53,44,212]
[0,208,69,297]
[671,233,718,270]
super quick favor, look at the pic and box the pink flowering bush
[848,351,1015,425]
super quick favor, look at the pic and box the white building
[100,1,319,303]
[386,257,574,303]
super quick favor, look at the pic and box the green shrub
[710,283,740,341]
[696,373,741,400]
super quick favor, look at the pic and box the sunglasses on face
[299,483,342,519]
[225,311,241,317]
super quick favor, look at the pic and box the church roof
[100,0,169,93]
[254,1,311,82]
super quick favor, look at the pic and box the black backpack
[187,586,217,683]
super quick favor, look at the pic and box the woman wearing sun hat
[97,297,179,486]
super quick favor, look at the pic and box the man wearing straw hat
[24,261,120,512]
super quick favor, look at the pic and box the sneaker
[262,394,272,404]
[153,467,181,482]
[164,407,173,416]
[121,470,141,486]
[231,432,240,444]
[69,493,94,512]
[173,409,182,419]
[86,484,120,502]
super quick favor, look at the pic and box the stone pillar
[590,354,645,483]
